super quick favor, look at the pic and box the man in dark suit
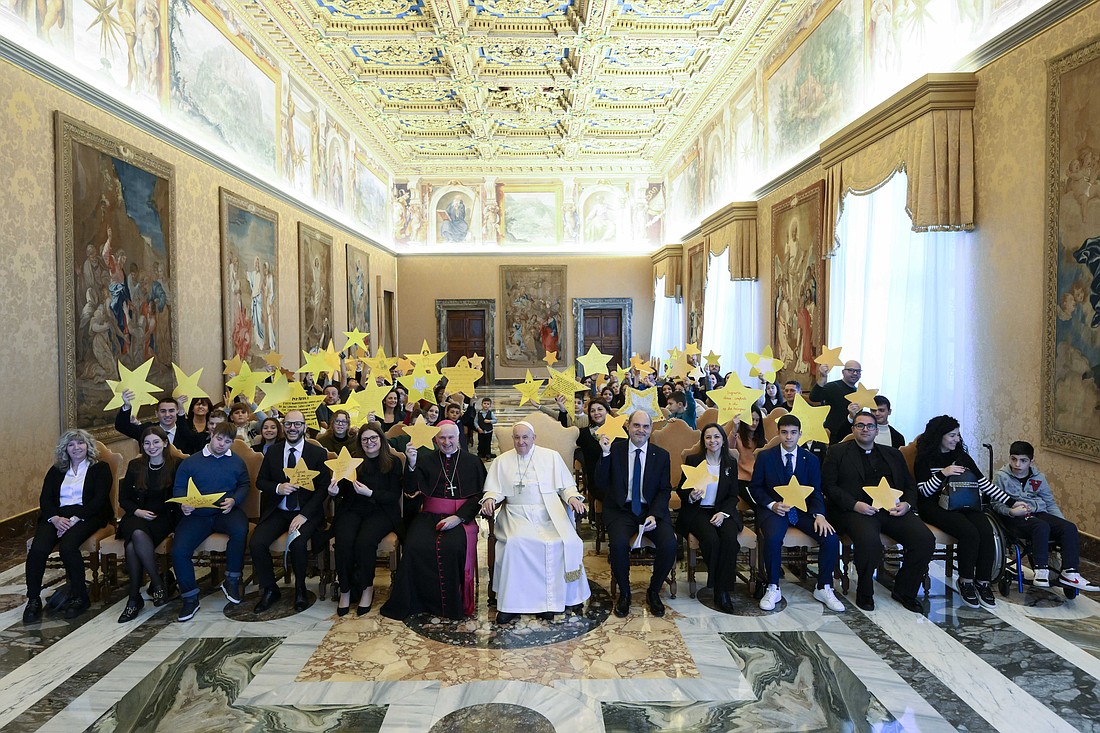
[250,410,331,613]
[809,360,862,443]
[749,415,844,612]
[821,411,933,613]
[116,389,203,454]
[595,410,675,618]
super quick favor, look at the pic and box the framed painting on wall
[1043,38,1100,462]
[55,112,177,438]
[346,244,371,348]
[220,188,278,370]
[500,265,567,367]
[298,224,333,353]
[771,180,826,383]
[686,242,706,347]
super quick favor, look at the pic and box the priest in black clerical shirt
[380,420,486,620]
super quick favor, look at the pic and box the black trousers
[332,508,396,593]
[26,518,105,599]
[477,431,493,458]
[605,509,676,596]
[917,500,996,581]
[1002,512,1080,569]
[683,509,741,592]
[834,509,934,599]
[249,510,320,591]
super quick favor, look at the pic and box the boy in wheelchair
[992,441,1098,592]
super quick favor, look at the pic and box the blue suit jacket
[595,439,672,523]
[748,445,826,517]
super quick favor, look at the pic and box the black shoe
[177,596,200,622]
[118,598,144,623]
[975,582,996,608]
[537,611,556,621]
[891,591,925,613]
[221,578,242,605]
[63,595,91,620]
[856,594,875,612]
[566,604,584,615]
[294,588,309,612]
[716,591,736,614]
[254,587,281,614]
[22,597,42,624]
[496,611,519,624]
[355,603,372,616]
[646,589,665,617]
[956,580,980,608]
[150,585,168,607]
[614,593,631,618]
[337,604,350,617]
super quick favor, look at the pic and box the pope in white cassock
[481,421,590,624]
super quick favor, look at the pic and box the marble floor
[1,523,1099,732]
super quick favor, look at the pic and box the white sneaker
[1059,571,1100,592]
[759,584,782,611]
[814,586,845,612]
[1032,568,1050,588]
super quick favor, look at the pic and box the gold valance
[819,73,977,253]
[651,245,682,298]
[702,202,758,280]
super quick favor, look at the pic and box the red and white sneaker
[1058,571,1100,592]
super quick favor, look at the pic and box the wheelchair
[988,512,1079,600]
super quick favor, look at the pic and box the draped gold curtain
[651,246,682,298]
[703,202,758,280]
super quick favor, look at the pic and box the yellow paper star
[543,364,587,400]
[404,414,442,449]
[776,476,815,512]
[789,395,830,445]
[320,340,342,374]
[395,357,415,374]
[166,478,226,509]
[363,346,397,382]
[845,382,880,411]
[707,373,764,424]
[630,354,655,375]
[405,340,446,371]
[325,447,364,483]
[106,378,157,418]
[665,353,691,381]
[285,461,321,490]
[257,372,294,412]
[542,350,558,367]
[263,351,284,370]
[746,345,785,383]
[514,370,544,406]
[297,349,330,380]
[441,358,484,398]
[681,462,716,496]
[594,374,608,390]
[621,386,662,420]
[612,363,630,384]
[814,346,844,369]
[104,357,161,412]
[577,343,613,378]
[595,412,629,441]
[468,353,485,371]
[171,364,209,413]
[684,342,702,357]
[863,477,903,510]
[350,381,393,418]
[226,362,265,403]
[343,328,370,354]
[275,392,325,430]
[399,364,443,403]
[667,346,683,361]
[222,354,243,376]
[704,350,722,368]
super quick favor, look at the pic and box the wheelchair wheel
[980,511,1009,586]
[1064,586,1079,600]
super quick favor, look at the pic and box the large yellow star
[257,372,294,412]
[814,345,844,369]
[684,342,702,357]
[405,340,446,371]
[845,382,880,411]
[343,328,370,355]
[363,346,397,382]
[468,353,485,371]
[704,350,722,368]
[775,476,815,512]
[104,357,161,412]
[863,477,903,510]
[396,357,416,374]
[171,364,209,413]
[621,386,662,420]
[542,350,558,368]
[630,354,655,375]
[789,395,830,445]
[263,351,284,370]
[514,370,544,406]
[166,478,225,509]
[544,364,587,400]
[404,415,442,449]
[746,345,785,383]
[665,353,691,381]
[222,354,243,376]
[275,392,325,430]
[325,446,364,483]
[297,349,330,380]
[441,357,484,398]
[595,412,629,441]
[285,461,320,490]
[681,461,717,494]
[320,340,343,375]
[667,346,683,361]
[350,381,393,418]
[577,343,613,378]
[612,363,630,384]
[399,364,443,403]
[707,373,764,424]
[226,362,265,403]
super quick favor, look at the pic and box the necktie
[631,448,642,516]
[286,447,299,512]
[784,453,798,525]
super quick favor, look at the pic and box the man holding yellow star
[115,389,204,455]
[821,412,933,614]
[810,359,864,443]
[748,415,844,613]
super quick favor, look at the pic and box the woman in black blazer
[24,429,113,624]
[327,421,404,616]
[676,423,743,614]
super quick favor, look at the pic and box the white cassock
[483,445,590,613]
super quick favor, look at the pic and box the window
[650,275,684,361]
[701,252,760,378]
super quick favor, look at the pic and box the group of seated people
[21,354,1097,628]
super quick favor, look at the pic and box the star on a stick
[746,345,785,383]
[681,461,717,495]
[172,364,209,413]
[441,357,483,398]
[543,365,587,400]
[595,412,629,441]
[105,357,161,412]
[167,478,225,509]
[776,476,815,512]
[285,461,320,490]
[707,373,764,424]
[325,447,364,483]
[789,395,830,445]
[399,364,443,403]
[542,350,558,368]
[514,370,544,406]
[621,386,662,420]
[577,343,613,378]
[845,382,880,410]
[863,477,903,510]
[814,346,844,369]
[343,328,370,354]
[404,415,442,449]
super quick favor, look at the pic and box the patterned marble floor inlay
[429,703,555,732]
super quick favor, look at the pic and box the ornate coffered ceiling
[231,0,802,175]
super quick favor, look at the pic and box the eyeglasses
[843,368,862,374]
[363,435,381,443]
[853,423,878,431]
[284,421,306,428]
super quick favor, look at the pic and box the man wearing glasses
[821,412,933,613]
[810,359,864,443]
[251,410,331,613]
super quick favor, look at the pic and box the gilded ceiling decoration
[229,0,803,174]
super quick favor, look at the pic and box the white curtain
[829,170,973,442]
[650,276,684,360]
[702,252,760,377]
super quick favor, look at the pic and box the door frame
[572,297,632,366]
[435,299,496,383]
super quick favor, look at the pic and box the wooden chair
[650,419,700,514]
[762,408,789,442]
[696,407,719,427]
[64,441,123,601]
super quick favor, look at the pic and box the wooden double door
[580,308,623,375]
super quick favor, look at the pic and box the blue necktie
[784,452,798,525]
[631,448,642,516]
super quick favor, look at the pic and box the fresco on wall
[642,183,666,246]
[704,128,726,212]
[319,118,348,211]
[298,224,333,353]
[435,190,474,244]
[169,0,277,173]
[220,189,278,369]
[352,150,387,238]
[282,85,316,199]
[392,182,425,245]
[72,0,163,99]
[669,152,700,238]
[501,187,560,244]
[346,243,370,341]
[581,187,624,245]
